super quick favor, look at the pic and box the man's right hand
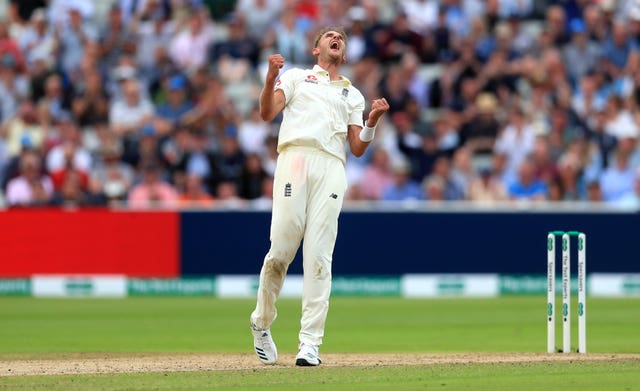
[266,54,285,83]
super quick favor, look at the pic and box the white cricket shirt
[275,65,365,163]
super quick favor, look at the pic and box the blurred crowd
[2,0,640,209]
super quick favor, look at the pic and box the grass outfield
[0,297,639,390]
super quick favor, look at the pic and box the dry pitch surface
[2,353,640,377]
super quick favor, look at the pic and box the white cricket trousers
[251,146,347,346]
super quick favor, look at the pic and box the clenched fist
[367,98,390,126]
[266,54,285,83]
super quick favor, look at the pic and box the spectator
[0,53,29,125]
[378,11,425,64]
[128,123,163,168]
[401,0,439,35]
[494,107,536,183]
[175,129,220,195]
[530,136,558,185]
[262,7,309,67]
[572,71,608,122]
[261,132,278,177]
[71,69,109,127]
[237,105,270,155]
[109,79,155,137]
[467,166,508,203]
[128,161,178,208]
[600,20,637,81]
[3,101,46,158]
[37,73,71,124]
[555,150,585,201]
[49,169,99,207]
[545,4,569,47]
[251,175,274,210]
[380,66,416,116]
[382,159,424,201]
[507,158,548,201]
[344,6,368,63]
[216,124,245,187]
[131,5,174,77]
[168,8,214,74]
[238,153,268,200]
[210,13,260,70]
[563,19,602,86]
[18,8,56,71]
[459,92,500,157]
[429,154,466,200]
[449,146,476,198]
[55,5,97,77]
[90,138,135,204]
[155,75,195,133]
[98,4,131,71]
[6,150,52,206]
[422,174,446,201]
[359,148,394,200]
[0,20,26,74]
[235,0,282,42]
[178,173,214,207]
[215,180,244,208]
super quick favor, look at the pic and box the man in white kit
[250,26,389,366]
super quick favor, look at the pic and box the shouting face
[313,28,347,64]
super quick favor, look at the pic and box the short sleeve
[274,68,298,105]
[348,88,365,127]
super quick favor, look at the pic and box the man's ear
[312,47,320,57]
[342,55,347,64]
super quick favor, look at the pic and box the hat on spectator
[224,124,238,138]
[569,19,586,34]
[476,93,497,114]
[168,75,186,90]
[495,22,512,39]
[0,53,16,69]
[20,134,33,149]
[141,124,156,137]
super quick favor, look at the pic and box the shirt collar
[312,65,352,87]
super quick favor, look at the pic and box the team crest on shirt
[341,88,349,99]
[304,75,319,84]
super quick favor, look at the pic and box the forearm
[259,78,277,121]
[349,124,374,157]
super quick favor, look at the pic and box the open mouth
[330,41,340,50]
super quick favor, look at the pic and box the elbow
[351,145,366,158]
[260,111,272,122]
[260,105,278,122]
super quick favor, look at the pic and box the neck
[317,59,342,81]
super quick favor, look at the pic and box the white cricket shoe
[251,323,278,365]
[295,342,322,366]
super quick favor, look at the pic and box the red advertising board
[0,209,179,277]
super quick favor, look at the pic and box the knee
[263,250,293,277]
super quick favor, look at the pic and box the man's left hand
[367,98,390,126]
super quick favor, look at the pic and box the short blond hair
[313,26,348,48]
